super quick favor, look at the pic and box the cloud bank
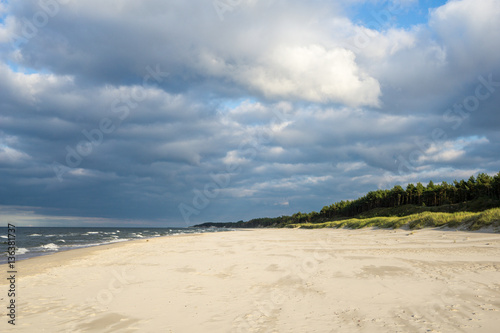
[0,0,499,226]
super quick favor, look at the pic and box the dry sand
[1,228,500,332]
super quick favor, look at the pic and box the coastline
[1,227,230,264]
[2,231,211,277]
[2,228,500,332]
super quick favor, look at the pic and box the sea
[1,227,229,264]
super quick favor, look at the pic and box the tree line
[314,172,500,220]
[194,171,500,228]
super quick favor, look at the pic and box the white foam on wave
[108,238,129,244]
[29,234,42,237]
[41,243,59,251]
[84,231,100,235]
[0,235,7,239]
[67,238,130,249]
[56,239,66,243]
[16,248,29,255]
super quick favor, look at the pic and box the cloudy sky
[0,0,499,227]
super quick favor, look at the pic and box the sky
[0,0,499,227]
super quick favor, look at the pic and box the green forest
[195,172,500,230]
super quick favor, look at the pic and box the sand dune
[1,228,500,332]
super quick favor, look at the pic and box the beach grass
[288,207,500,231]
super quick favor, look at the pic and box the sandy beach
[2,228,500,332]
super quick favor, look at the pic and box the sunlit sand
[2,229,500,332]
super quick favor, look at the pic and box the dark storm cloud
[0,0,499,226]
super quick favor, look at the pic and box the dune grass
[288,208,500,231]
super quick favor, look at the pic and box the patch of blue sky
[219,97,258,110]
[450,135,489,151]
[0,0,7,23]
[349,0,449,30]
[459,135,489,145]
[7,61,45,75]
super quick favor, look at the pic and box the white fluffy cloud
[240,44,380,106]
[199,44,381,106]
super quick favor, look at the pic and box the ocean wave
[56,239,66,243]
[41,243,59,251]
[44,234,57,237]
[29,234,42,237]
[16,248,29,255]
[107,238,129,244]
[68,239,130,248]
[84,231,100,235]
[0,235,7,239]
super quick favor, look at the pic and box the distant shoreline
[195,204,500,231]
[0,226,231,264]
